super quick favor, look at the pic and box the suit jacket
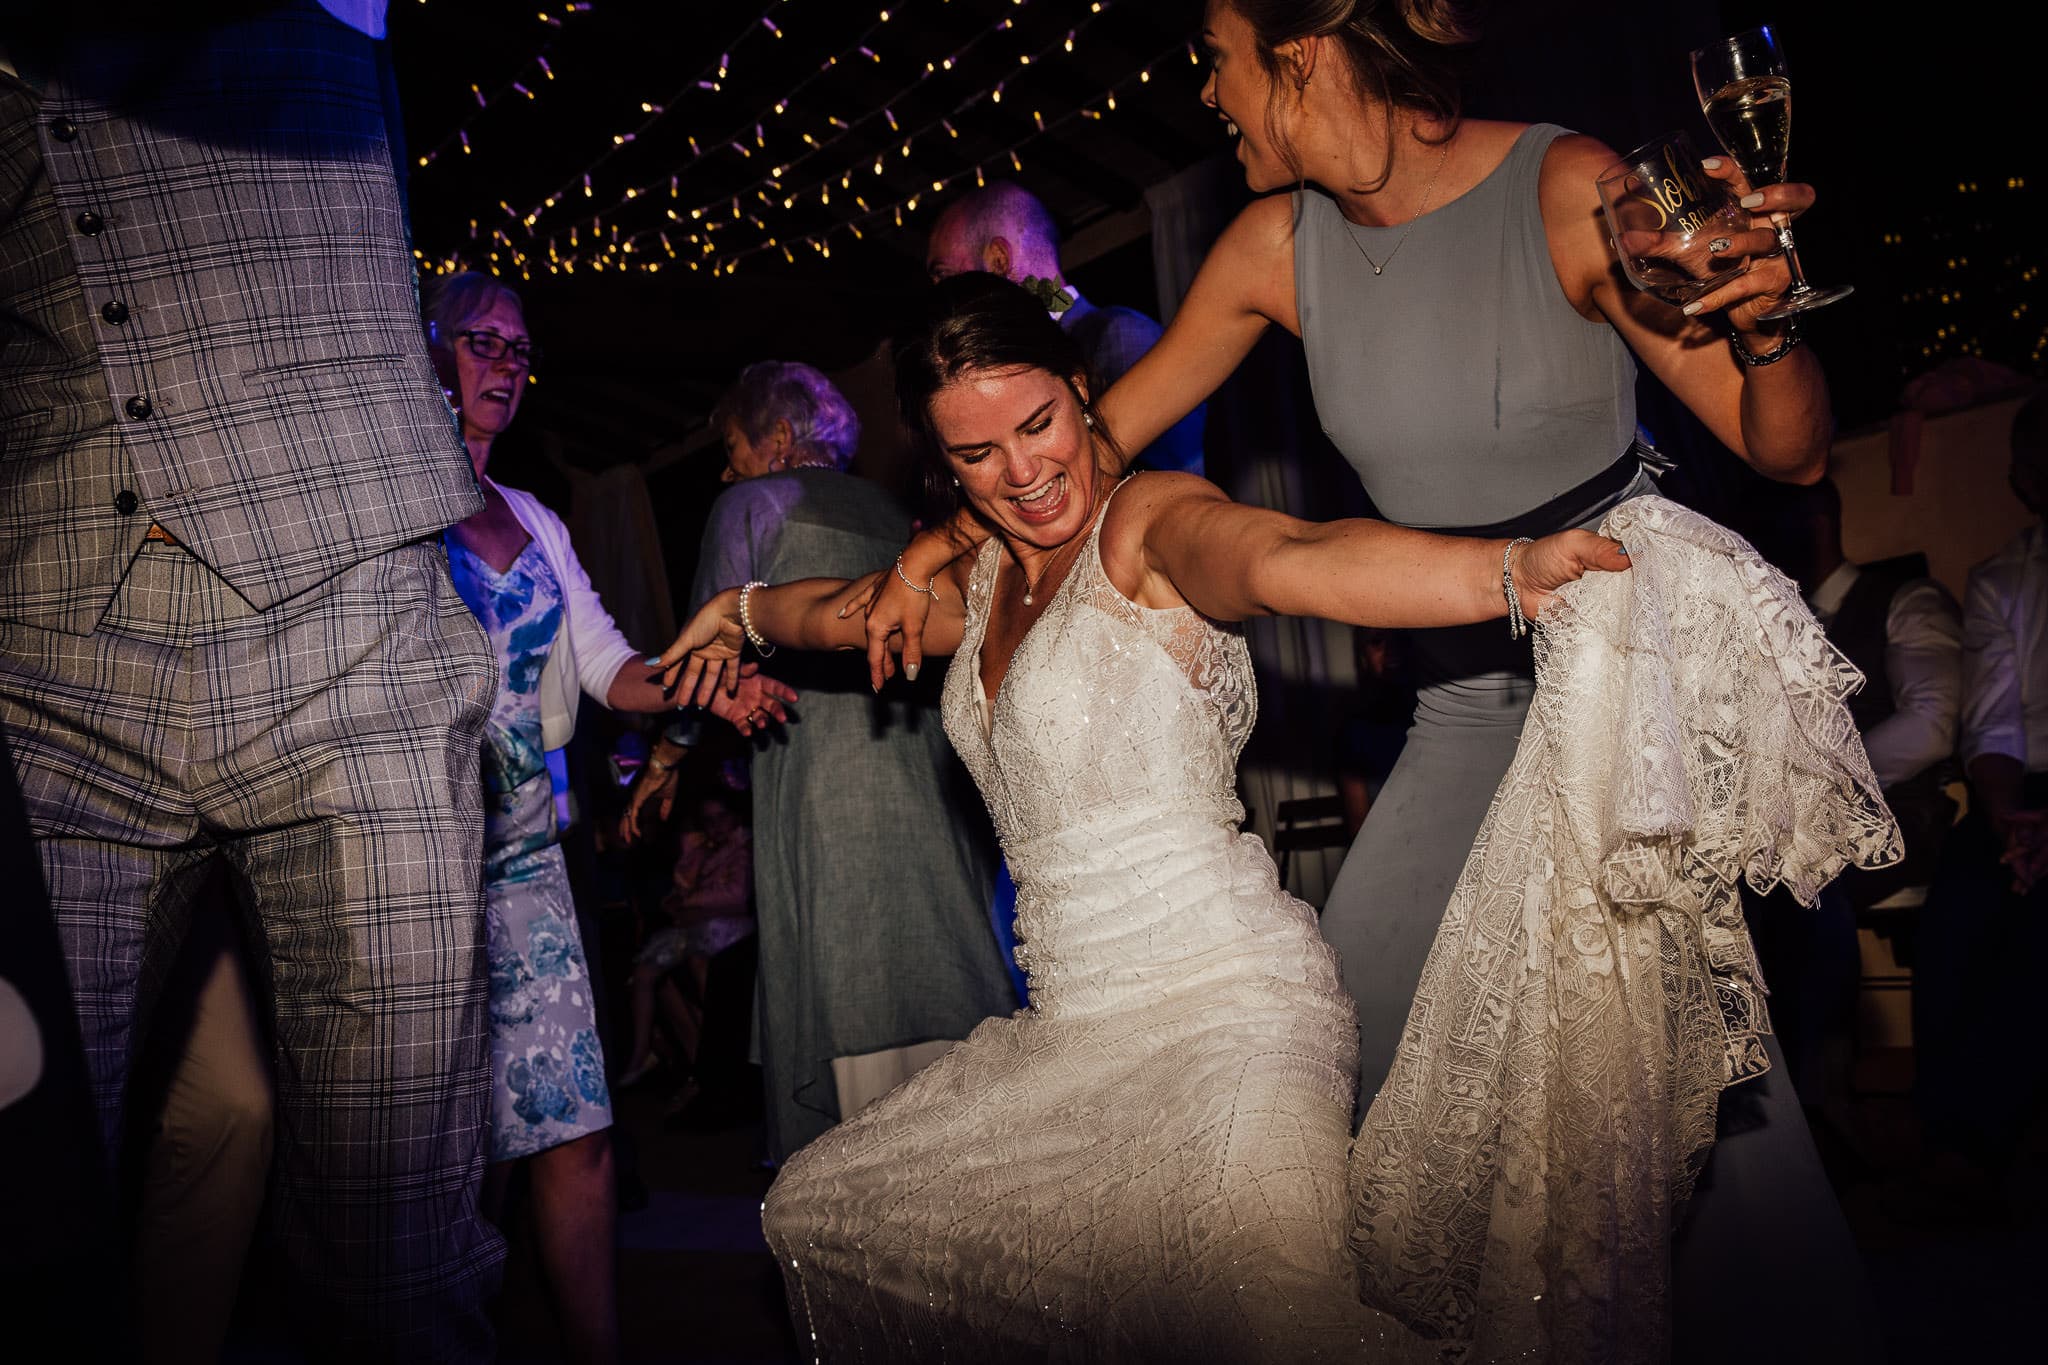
[0,2,480,634]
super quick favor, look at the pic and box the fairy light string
[418,3,1198,282]
[518,0,1124,267]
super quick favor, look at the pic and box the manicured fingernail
[1702,157,1723,170]
[904,663,920,681]
[1681,301,1703,316]
[1739,192,1765,209]
[1617,545,1630,556]
[643,654,664,666]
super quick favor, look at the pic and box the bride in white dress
[654,274,1627,1362]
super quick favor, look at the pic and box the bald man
[926,182,1206,476]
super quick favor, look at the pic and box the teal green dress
[448,537,613,1161]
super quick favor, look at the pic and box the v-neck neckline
[448,532,539,584]
[970,483,1120,739]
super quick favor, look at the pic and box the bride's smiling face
[931,364,1102,553]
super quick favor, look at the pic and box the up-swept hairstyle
[1228,0,1477,191]
[711,361,862,471]
[892,272,1125,515]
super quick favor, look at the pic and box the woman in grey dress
[628,361,1014,1164]
[871,3,1873,1358]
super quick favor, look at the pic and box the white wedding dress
[762,493,1423,1362]
[762,490,1897,1364]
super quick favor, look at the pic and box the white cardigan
[489,478,642,751]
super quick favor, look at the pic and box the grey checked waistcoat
[0,2,482,634]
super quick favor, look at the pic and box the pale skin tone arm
[655,471,1626,702]
[870,131,1830,674]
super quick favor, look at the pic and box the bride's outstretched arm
[1121,474,1630,629]
[653,571,968,702]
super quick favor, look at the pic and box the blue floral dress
[448,536,613,1161]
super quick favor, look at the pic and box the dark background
[386,0,2043,517]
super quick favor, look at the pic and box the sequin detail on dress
[761,484,1425,1362]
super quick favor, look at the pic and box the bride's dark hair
[892,272,1125,517]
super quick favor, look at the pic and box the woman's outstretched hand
[706,664,796,738]
[857,560,939,692]
[1510,529,1632,621]
[650,589,747,705]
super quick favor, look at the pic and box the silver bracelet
[1502,537,1535,640]
[894,556,939,598]
[737,581,776,657]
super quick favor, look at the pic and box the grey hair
[932,182,1063,277]
[422,271,525,347]
[712,361,862,471]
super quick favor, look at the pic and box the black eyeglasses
[456,329,540,366]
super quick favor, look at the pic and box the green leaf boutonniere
[1019,275,1076,316]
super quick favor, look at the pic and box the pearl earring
[1082,410,1095,429]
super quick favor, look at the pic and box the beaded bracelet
[1728,319,1803,367]
[1503,537,1535,641]
[738,581,776,657]
[894,556,939,598]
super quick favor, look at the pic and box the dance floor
[220,1047,2039,1362]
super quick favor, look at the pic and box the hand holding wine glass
[1691,25,1851,319]
[1597,131,1761,309]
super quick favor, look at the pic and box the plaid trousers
[1,6,503,1356]
[0,539,503,1361]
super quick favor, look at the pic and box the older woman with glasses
[423,274,790,1362]
[622,360,1014,1163]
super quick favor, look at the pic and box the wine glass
[1597,131,1755,308]
[1690,25,1852,318]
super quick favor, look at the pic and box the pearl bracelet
[738,581,776,657]
[894,556,939,598]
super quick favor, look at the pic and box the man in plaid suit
[1,3,503,1357]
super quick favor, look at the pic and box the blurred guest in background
[1743,475,1962,1160]
[427,273,789,1362]
[1336,627,1416,838]
[622,361,1011,1163]
[1915,392,2048,1217]
[926,182,1207,476]
[617,784,753,1100]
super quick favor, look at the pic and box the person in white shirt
[1915,392,2048,1213]
[1743,476,1963,1123]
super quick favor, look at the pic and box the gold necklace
[1340,139,1453,277]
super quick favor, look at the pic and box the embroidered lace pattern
[1347,496,1902,1362]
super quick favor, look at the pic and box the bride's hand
[861,559,938,692]
[649,589,748,705]
[1509,530,1632,620]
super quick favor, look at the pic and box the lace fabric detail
[762,482,1424,1361]
[1347,496,1901,1362]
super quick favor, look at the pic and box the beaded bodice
[941,486,1257,852]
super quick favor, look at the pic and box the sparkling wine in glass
[1690,25,1851,319]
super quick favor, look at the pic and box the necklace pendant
[1370,262,1385,276]
[1023,590,1034,606]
